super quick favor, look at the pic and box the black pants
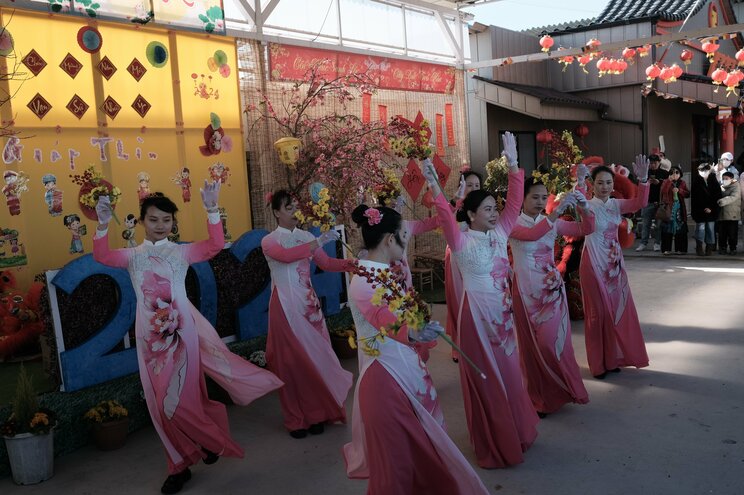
[661,232,688,253]
[718,220,739,252]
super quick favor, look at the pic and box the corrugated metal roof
[520,18,596,36]
[473,76,607,109]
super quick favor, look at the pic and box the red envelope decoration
[432,154,451,186]
[412,111,432,144]
[401,159,425,202]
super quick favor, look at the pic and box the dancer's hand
[422,159,441,197]
[317,229,340,247]
[200,180,221,211]
[410,320,444,343]
[633,155,650,182]
[575,164,590,187]
[555,193,577,215]
[394,196,406,214]
[455,175,467,200]
[501,132,519,171]
[573,190,589,209]
[96,196,113,225]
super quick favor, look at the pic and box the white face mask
[699,170,710,179]
[723,179,732,186]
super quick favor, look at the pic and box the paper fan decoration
[146,41,168,68]
[0,29,14,57]
[77,26,102,54]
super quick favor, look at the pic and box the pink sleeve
[434,193,465,252]
[185,219,225,264]
[93,231,130,268]
[352,282,410,345]
[617,181,649,215]
[261,235,313,263]
[556,211,595,237]
[509,218,552,241]
[496,169,525,235]
[406,216,440,236]
[312,246,356,273]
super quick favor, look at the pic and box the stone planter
[91,417,129,451]
[3,431,54,485]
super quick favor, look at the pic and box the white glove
[96,195,113,225]
[455,175,466,200]
[555,194,577,214]
[572,190,589,208]
[357,249,369,259]
[633,154,650,182]
[501,131,518,169]
[575,164,589,187]
[409,320,444,343]
[200,180,221,210]
[394,196,406,214]
[422,158,438,187]
[317,229,340,247]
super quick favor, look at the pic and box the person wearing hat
[635,154,668,252]
[691,163,722,256]
[714,152,739,184]
[42,173,63,217]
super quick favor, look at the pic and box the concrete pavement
[3,256,743,495]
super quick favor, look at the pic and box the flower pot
[3,431,54,485]
[91,417,129,451]
[330,334,357,360]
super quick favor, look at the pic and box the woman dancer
[94,183,283,494]
[343,204,489,495]
[445,171,481,362]
[261,190,355,439]
[579,158,650,379]
[509,180,592,415]
[426,132,538,468]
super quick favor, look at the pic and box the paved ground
[3,256,744,495]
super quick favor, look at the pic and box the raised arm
[433,193,465,251]
[93,229,130,268]
[556,211,595,237]
[184,214,225,264]
[261,235,315,263]
[351,281,411,346]
[509,217,553,241]
[406,215,440,236]
[312,243,356,272]
[617,181,649,215]
[495,169,525,236]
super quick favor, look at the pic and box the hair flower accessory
[264,191,274,205]
[363,207,382,226]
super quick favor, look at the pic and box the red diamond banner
[401,158,425,202]
[127,58,147,82]
[97,56,117,80]
[66,94,89,119]
[59,53,83,79]
[27,93,52,119]
[100,95,121,119]
[433,154,451,187]
[131,94,151,118]
[22,49,47,76]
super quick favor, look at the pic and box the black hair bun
[351,204,370,227]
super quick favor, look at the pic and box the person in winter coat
[659,166,689,254]
[690,163,722,256]
[717,172,741,255]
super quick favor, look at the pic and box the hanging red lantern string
[702,39,720,62]
[574,123,589,149]
[671,63,683,80]
[680,49,693,68]
[711,67,727,91]
[659,65,676,83]
[539,35,554,53]
[578,54,592,74]
[637,45,651,57]
[556,47,574,71]
[536,129,553,160]
[585,38,602,59]
[617,59,628,74]
[724,70,744,97]
[622,47,636,64]
[645,64,661,81]
[596,57,611,77]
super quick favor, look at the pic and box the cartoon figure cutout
[122,214,138,247]
[208,162,230,185]
[63,214,86,254]
[0,228,28,268]
[171,167,191,202]
[137,171,151,205]
[2,171,29,216]
[41,173,63,216]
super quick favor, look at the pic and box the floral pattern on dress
[486,258,517,355]
[414,356,441,421]
[142,270,184,375]
[296,261,325,334]
[533,262,563,325]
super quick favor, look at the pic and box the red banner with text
[269,43,456,94]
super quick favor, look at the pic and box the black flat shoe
[610,368,621,373]
[452,357,459,363]
[289,429,308,439]
[537,411,548,419]
[308,423,325,435]
[203,448,219,465]
[161,468,191,494]
[594,372,608,380]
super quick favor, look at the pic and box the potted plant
[84,400,129,451]
[1,364,56,485]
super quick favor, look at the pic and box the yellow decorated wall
[0,9,249,289]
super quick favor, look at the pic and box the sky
[461,0,610,31]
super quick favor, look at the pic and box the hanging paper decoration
[171,167,192,203]
[702,39,720,62]
[680,49,693,68]
[577,54,592,74]
[77,26,102,54]
[622,47,636,64]
[596,57,611,77]
[557,48,574,71]
[207,49,231,78]
[27,93,52,119]
[100,95,122,119]
[63,214,86,254]
[362,92,371,123]
[208,162,231,185]
[127,58,147,81]
[435,114,445,156]
[671,64,683,80]
[711,67,727,91]
[401,159,425,202]
[2,171,29,216]
[71,166,122,222]
[724,70,744,97]
[122,214,138,247]
[536,129,552,159]
[97,56,117,80]
[146,41,168,68]
[539,35,554,53]
[22,49,47,76]
[645,64,661,81]
[0,29,14,57]
[432,154,451,186]
[444,103,455,146]
[41,174,63,216]
[60,53,84,79]
[0,228,27,268]
[200,113,233,156]
[136,171,151,204]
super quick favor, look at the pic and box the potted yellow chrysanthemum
[84,400,129,451]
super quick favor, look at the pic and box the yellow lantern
[274,137,302,168]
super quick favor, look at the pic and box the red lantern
[724,71,741,96]
[671,63,683,79]
[736,48,744,66]
[680,49,693,67]
[609,58,621,74]
[622,47,636,62]
[539,35,554,52]
[596,57,611,76]
[585,38,602,52]
[617,59,629,74]
[702,39,720,61]
[578,54,592,73]
[659,66,675,83]
[637,45,651,57]
[574,124,589,138]
[712,67,727,85]
[536,129,553,144]
[645,64,661,80]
